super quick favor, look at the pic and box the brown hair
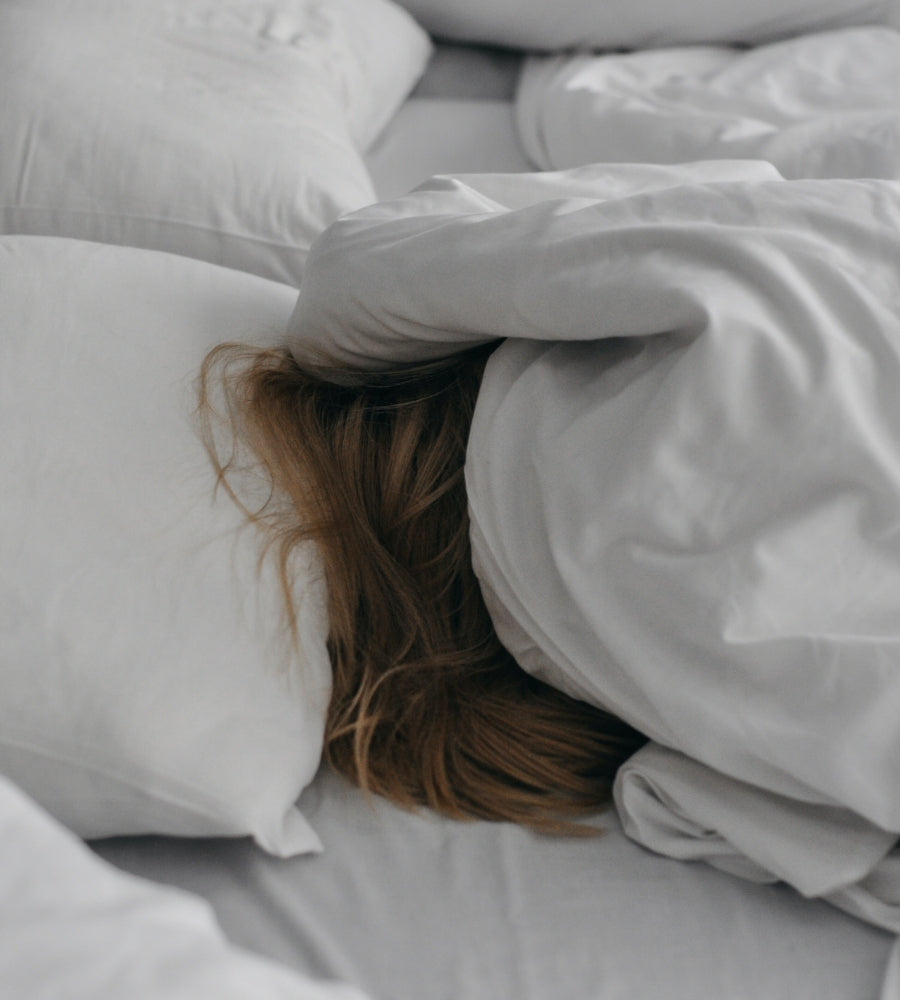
[198,340,644,834]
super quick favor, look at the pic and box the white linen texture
[287,160,900,930]
[517,27,900,180]
[0,236,331,856]
[0,0,431,285]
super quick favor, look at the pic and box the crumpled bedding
[516,26,900,180]
[287,157,900,940]
[614,744,900,928]
[0,772,367,999]
[614,746,900,998]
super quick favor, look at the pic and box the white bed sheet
[365,43,530,200]
[409,42,521,101]
[94,768,894,1000]
[366,100,531,200]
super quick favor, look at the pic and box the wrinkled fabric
[517,27,900,181]
[614,744,900,928]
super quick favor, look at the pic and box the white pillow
[393,0,892,49]
[0,235,330,857]
[0,0,431,285]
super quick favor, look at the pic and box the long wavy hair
[197,340,644,834]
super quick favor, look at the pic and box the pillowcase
[0,0,431,286]
[393,0,893,50]
[0,234,330,857]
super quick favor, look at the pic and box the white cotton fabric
[366,100,532,201]
[614,746,900,965]
[288,160,900,901]
[95,764,896,1000]
[1,235,331,856]
[0,774,368,1000]
[614,744,900,927]
[517,27,900,180]
[0,0,431,285]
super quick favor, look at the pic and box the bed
[4,1,900,997]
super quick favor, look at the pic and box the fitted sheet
[94,768,894,1000]
[365,43,530,199]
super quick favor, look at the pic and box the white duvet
[517,27,900,181]
[288,156,900,937]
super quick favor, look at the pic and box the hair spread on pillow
[197,341,644,834]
